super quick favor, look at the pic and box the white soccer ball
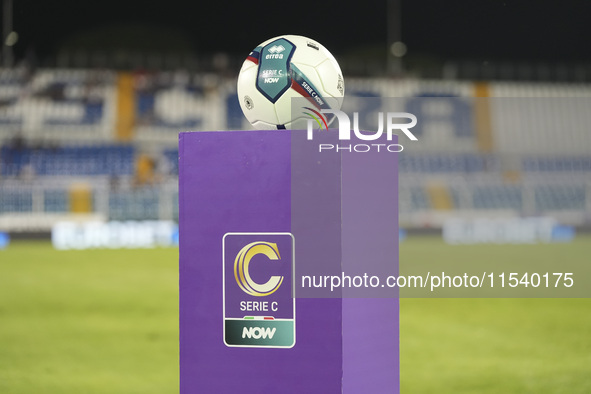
[237,35,345,130]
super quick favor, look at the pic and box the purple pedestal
[179,130,399,393]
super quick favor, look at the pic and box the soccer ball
[237,35,345,130]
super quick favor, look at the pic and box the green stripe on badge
[225,319,295,348]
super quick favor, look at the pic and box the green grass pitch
[0,237,590,393]
[400,236,591,393]
[0,244,179,394]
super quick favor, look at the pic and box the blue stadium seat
[0,189,33,213]
[523,156,591,172]
[108,188,160,220]
[472,185,523,210]
[409,187,430,210]
[44,190,69,213]
[398,153,492,173]
[535,185,585,211]
[0,145,135,177]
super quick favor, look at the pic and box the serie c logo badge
[223,233,296,348]
[234,241,283,297]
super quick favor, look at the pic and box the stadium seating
[534,184,586,211]
[1,69,590,228]
[43,189,69,213]
[108,188,160,221]
[469,185,522,210]
[523,156,591,172]
[398,153,496,173]
[0,188,33,213]
[0,145,135,177]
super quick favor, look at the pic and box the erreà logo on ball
[222,233,296,348]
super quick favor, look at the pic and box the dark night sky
[9,0,591,63]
